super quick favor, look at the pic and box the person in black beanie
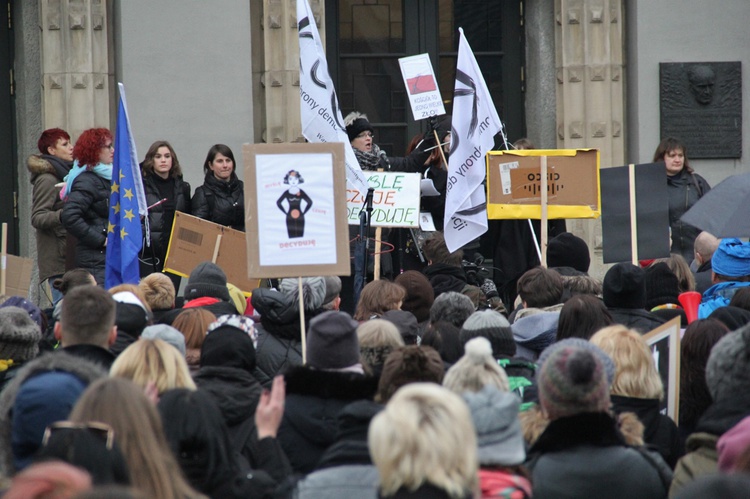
[603,263,665,333]
[644,262,688,324]
[546,232,591,274]
[161,261,238,324]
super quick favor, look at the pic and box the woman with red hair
[61,128,115,285]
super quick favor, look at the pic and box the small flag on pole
[444,28,504,253]
[105,83,148,288]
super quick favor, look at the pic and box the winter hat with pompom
[443,337,510,394]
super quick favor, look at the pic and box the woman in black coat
[139,141,191,286]
[192,144,245,231]
[61,128,114,285]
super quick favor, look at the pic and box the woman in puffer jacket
[192,144,244,231]
[139,141,191,286]
[61,128,114,285]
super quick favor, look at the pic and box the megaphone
[679,291,702,324]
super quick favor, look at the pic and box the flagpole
[540,156,548,267]
[628,163,638,266]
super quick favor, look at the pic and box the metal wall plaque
[660,62,742,159]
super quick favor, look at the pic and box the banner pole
[628,163,638,266]
[211,234,222,263]
[433,130,449,170]
[298,276,307,364]
[527,219,542,263]
[540,157,548,267]
[1,223,7,295]
[374,227,382,281]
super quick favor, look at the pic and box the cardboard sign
[2,254,33,297]
[346,172,421,228]
[163,212,260,294]
[398,53,446,120]
[486,149,601,219]
[600,163,671,264]
[643,317,681,422]
[244,142,351,279]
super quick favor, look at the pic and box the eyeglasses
[102,143,114,150]
[356,132,374,139]
[42,421,116,450]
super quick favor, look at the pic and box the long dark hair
[556,294,613,341]
[653,137,693,173]
[142,141,183,179]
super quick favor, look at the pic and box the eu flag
[105,83,147,288]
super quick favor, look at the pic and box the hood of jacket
[423,263,467,295]
[696,391,750,437]
[27,154,71,182]
[193,365,262,426]
[0,351,107,475]
[511,311,559,353]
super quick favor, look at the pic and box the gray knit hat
[538,337,616,386]
[460,310,515,357]
[706,324,750,403]
[0,306,42,362]
[141,324,186,356]
[322,276,342,306]
[463,386,525,466]
[184,262,231,302]
[279,277,326,312]
[306,311,361,370]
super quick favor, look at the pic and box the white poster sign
[346,172,421,228]
[398,53,446,121]
[255,153,338,266]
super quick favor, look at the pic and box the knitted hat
[546,233,590,273]
[537,344,610,420]
[201,321,257,373]
[463,386,525,466]
[644,262,681,310]
[712,238,750,278]
[207,315,258,349]
[322,276,342,306]
[717,414,750,472]
[0,297,44,332]
[279,277,326,312]
[112,292,149,338]
[346,117,374,142]
[381,310,420,345]
[706,324,750,403]
[603,263,646,309]
[443,337,510,393]
[0,306,42,362]
[395,271,435,323]
[184,262,231,302]
[306,311,361,370]
[377,345,444,403]
[460,310,515,357]
[538,338,616,386]
[709,306,750,332]
[141,324,186,356]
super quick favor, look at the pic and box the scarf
[61,160,113,199]
[353,143,388,171]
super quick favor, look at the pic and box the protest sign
[346,172,421,228]
[486,149,601,220]
[244,142,350,278]
[644,317,681,421]
[600,163,670,264]
[163,212,260,294]
[398,53,446,120]
[2,254,33,297]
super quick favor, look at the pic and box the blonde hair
[443,337,510,394]
[139,273,176,310]
[70,378,203,499]
[369,383,478,498]
[590,325,663,399]
[110,339,196,394]
[357,320,404,349]
[171,308,216,350]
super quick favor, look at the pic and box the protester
[699,238,750,318]
[429,291,474,329]
[369,383,478,499]
[654,137,710,262]
[353,280,406,321]
[161,261,238,324]
[375,345,444,404]
[546,232,591,274]
[61,128,114,285]
[48,269,97,338]
[357,319,404,378]
[138,272,177,324]
[139,141,191,287]
[28,128,74,305]
[109,291,151,357]
[422,231,468,296]
[394,270,435,333]
[602,262,665,332]
[556,294,612,341]
[420,320,464,367]
[192,144,244,231]
[644,262,688,324]
[692,231,719,294]
[443,337,510,394]
[0,306,43,391]
[140,325,186,356]
[110,339,196,396]
[511,267,564,359]
[171,308,216,372]
[321,275,343,311]
[380,309,420,345]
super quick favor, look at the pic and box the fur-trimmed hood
[0,352,107,477]
[26,154,71,182]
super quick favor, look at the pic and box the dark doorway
[0,1,17,254]
[326,0,525,157]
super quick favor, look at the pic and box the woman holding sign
[654,137,710,263]
[192,144,245,231]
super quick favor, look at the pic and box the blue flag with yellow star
[105,83,148,288]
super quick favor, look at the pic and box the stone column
[256,0,320,144]
[40,0,114,140]
[555,0,625,279]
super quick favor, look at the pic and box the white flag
[444,28,503,253]
[297,0,369,197]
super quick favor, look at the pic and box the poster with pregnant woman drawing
[243,142,350,278]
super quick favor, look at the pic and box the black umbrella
[681,172,750,238]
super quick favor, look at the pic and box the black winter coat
[667,169,710,262]
[192,173,245,231]
[61,171,110,285]
[140,173,191,275]
[608,307,666,333]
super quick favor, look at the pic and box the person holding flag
[444,28,505,254]
[61,128,115,286]
[104,83,148,288]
